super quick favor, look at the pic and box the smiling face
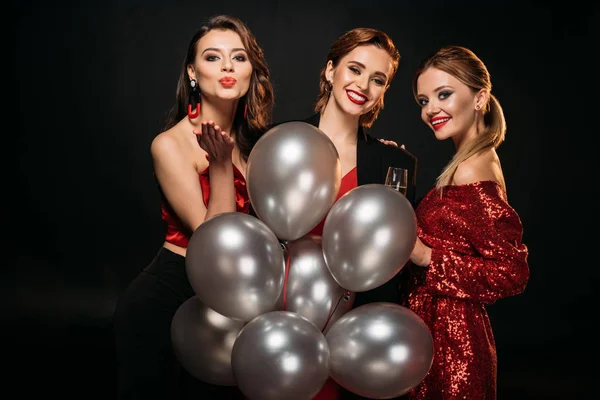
[326,44,394,118]
[416,67,482,143]
[188,29,253,101]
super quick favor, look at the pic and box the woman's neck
[319,99,360,145]
[453,117,486,151]
[192,96,240,134]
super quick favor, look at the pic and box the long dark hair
[165,15,274,161]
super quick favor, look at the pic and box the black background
[8,1,596,398]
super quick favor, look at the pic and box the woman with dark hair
[112,15,274,399]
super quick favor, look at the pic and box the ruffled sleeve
[422,182,529,304]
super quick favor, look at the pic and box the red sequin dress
[403,181,529,400]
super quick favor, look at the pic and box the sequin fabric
[402,180,529,400]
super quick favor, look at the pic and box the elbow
[513,261,530,294]
[495,259,530,299]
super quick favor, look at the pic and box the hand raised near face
[193,121,235,163]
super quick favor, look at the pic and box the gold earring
[475,105,481,110]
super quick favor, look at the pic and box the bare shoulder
[150,126,208,171]
[150,129,180,160]
[454,149,504,186]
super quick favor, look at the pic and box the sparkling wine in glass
[385,167,408,196]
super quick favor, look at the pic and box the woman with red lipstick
[402,45,530,400]
[282,27,417,400]
[112,15,274,400]
[307,27,417,311]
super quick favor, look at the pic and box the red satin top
[309,167,358,237]
[403,181,529,400]
[160,164,250,248]
[311,167,357,400]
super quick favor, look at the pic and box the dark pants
[112,248,244,399]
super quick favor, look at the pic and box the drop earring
[187,79,200,119]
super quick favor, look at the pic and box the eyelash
[205,55,247,62]
[348,66,385,86]
[418,90,454,106]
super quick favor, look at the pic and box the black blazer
[303,113,418,207]
[295,113,417,309]
[253,114,417,399]
[304,114,416,400]
[255,115,418,306]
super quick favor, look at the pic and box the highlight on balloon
[172,122,432,399]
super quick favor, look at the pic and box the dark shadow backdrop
[8,0,596,398]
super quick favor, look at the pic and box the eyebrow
[201,47,247,55]
[417,85,453,97]
[348,60,388,79]
[433,85,453,92]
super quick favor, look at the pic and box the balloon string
[281,247,291,311]
[321,290,351,333]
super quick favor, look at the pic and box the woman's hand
[410,237,432,267]
[378,138,405,149]
[193,121,234,163]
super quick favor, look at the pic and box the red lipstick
[346,89,368,105]
[219,77,237,88]
[430,116,450,130]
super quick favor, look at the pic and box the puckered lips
[219,76,237,88]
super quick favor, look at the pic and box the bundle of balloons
[171,122,434,399]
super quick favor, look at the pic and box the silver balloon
[247,121,341,241]
[275,236,352,331]
[231,311,330,400]
[171,296,245,386]
[322,184,417,292]
[186,212,285,321]
[326,302,434,399]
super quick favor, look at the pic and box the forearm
[424,247,529,303]
[204,162,236,220]
[410,239,432,267]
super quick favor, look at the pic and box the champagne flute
[385,167,408,196]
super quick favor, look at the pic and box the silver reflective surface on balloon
[186,212,285,321]
[231,311,330,400]
[326,303,434,399]
[247,122,341,241]
[276,236,351,331]
[322,184,417,292]
[171,296,245,386]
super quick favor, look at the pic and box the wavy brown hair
[314,28,400,128]
[412,45,506,189]
[165,15,274,161]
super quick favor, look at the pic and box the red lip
[346,89,368,105]
[430,116,450,131]
[219,77,237,87]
